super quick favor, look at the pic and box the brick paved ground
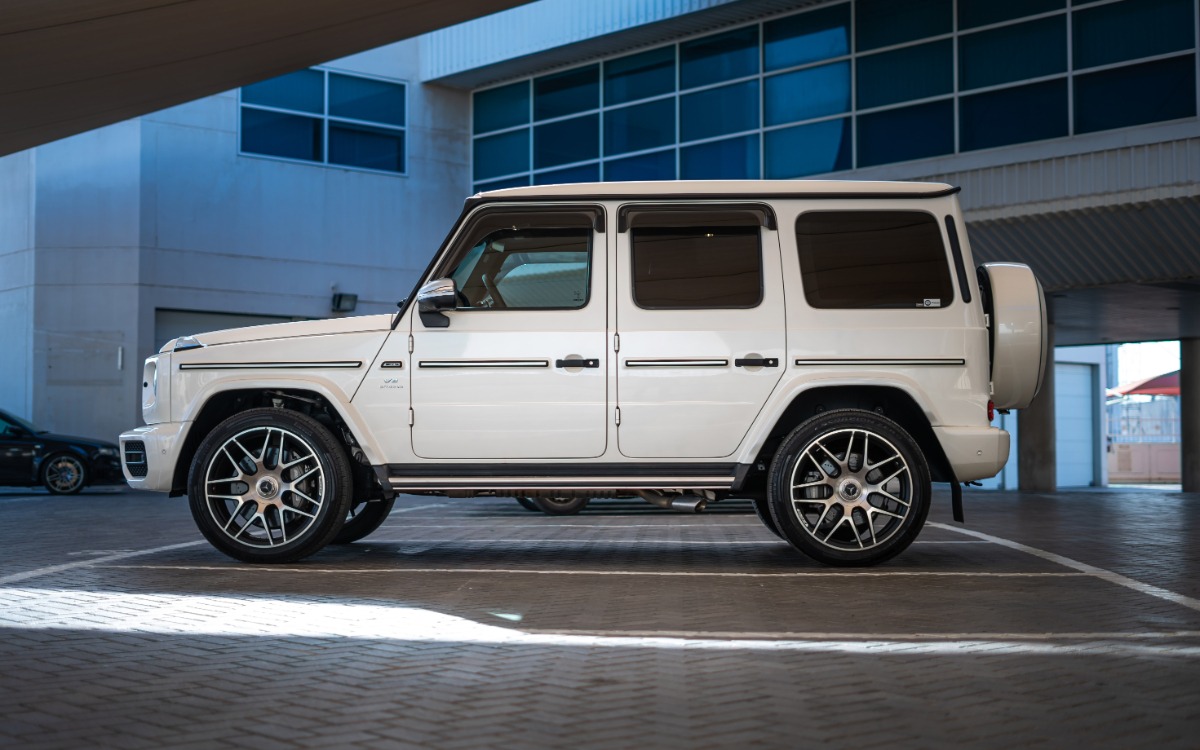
[1,487,1197,749]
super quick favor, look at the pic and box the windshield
[0,411,39,435]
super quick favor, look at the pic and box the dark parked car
[0,410,124,494]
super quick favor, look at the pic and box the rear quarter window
[795,211,954,309]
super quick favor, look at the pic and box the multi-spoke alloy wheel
[768,409,930,566]
[188,409,352,563]
[43,454,87,494]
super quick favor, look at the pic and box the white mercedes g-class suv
[121,180,1046,566]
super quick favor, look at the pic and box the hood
[160,314,394,352]
[37,432,119,451]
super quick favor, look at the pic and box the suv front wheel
[767,409,930,566]
[187,408,353,563]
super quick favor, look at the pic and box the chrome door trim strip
[624,359,730,368]
[417,360,551,369]
[178,361,363,370]
[794,358,966,367]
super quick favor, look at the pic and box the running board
[378,462,751,493]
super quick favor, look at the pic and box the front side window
[241,69,407,174]
[631,226,763,309]
[796,211,953,309]
[440,213,594,310]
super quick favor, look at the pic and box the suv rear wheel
[767,409,930,566]
[187,408,352,563]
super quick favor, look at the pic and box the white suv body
[121,180,1046,566]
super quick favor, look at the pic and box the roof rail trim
[465,185,961,211]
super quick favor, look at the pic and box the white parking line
[930,522,1200,613]
[388,504,448,514]
[378,522,765,529]
[523,628,1200,642]
[0,541,207,585]
[362,538,990,546]
[96,564,1087,578]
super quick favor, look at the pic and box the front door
[615,205,786,458]
[408,206,608,460]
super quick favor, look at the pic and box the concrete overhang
[0,0,533,158]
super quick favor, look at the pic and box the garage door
[1055,363,1096,487]
[155,309,307,351]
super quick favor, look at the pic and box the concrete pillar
[1019,322,1056,493]
[1182,338,1200,492]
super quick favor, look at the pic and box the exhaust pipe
[637,491,708,513]
[669,496,707,513]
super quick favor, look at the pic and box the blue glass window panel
[857,40,952,109]
[680,134,760,180]
[473,129,529,181]
[764,4,850,71]
[855,0,951,52]
[328,74,405,127]
[958,0,1064,29]
[534,164,600,185]
[241,109,322,162]
[960,17,1066,90]
[680,81,759,142]
[328,123,404,172]
[605,150,677,181]
[764,62,850,126]
[534,114,599,169]
[474,81,530,134]
[605,47,676,106]
[242,69,324,114]
[1073,0,1195,70]
[605,99,675,156]
[680,26,759,89]
[474,175,530,192]
[857,100,954,167]
[534,65,599,121]
[1074,55,1197,134]
[960,80,1067,151]
[764,119,851,178]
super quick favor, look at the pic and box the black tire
[529,496,590,515]
[187,408,353,564]
[43,454,87,495]
[751,496,783,538]
[332,497,396,544]
[767,409,930,566]
[515,496,541,512]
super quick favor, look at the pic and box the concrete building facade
[1,0,1197,488]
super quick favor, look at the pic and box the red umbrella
[1113,370,1180,397]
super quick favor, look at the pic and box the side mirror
[416,278,457,328]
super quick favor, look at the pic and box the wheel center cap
[257,477,279,499]
[838,478,862,502]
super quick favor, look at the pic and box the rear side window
[631,226,762,308]
[795,211,954,309]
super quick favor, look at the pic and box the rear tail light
[987,400,996,422]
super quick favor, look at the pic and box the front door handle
[734,357,779,368]
[556,358,600,369]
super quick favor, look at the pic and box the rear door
[614,204,786,458]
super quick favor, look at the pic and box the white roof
[476,179,955,200]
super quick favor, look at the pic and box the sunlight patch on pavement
[1,587,1198,657]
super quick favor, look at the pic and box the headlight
[96,447,118,457]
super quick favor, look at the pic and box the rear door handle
[734,357,779,368]
[556,358,600,369]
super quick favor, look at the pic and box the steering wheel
[482,274,508,309]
